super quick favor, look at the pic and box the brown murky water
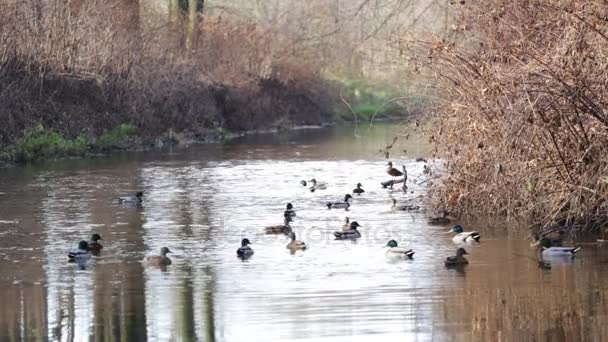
[1,124,607,342]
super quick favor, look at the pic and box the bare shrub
[402,1,608,231]
[0,0,333,150]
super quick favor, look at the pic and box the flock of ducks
[67,161,582,269]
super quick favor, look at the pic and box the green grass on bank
[329,75,406,121]
[10,123,136,163]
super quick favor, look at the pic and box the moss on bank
[8,123,139,163]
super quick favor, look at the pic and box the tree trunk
[185,0,198,50]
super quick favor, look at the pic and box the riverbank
[0,1,340,165]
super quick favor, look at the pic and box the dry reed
[401,1,608,232]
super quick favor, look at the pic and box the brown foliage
[402,1,608,231]
[0,0,334,149]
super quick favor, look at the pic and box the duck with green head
[286,232,307,251]
[327,194,352,209]
[530,233,580,257]
[144,247,172,266]
[334,221,362,240]
[445,247,469,267]
[385,240,415,259]
[237,238,254,260]
[68,240,91,262]
[449,225,480,243]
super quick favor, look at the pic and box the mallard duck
[391,198,420,211]
[284,203,296,218]
[428,211,451,225]
[385,240,415,259]
[68,241,91,262]
[286,232,307,251]
[327,194,352,209]
[309,178,327,192]
[333,221,362,239]
[531,233,580,257]
[237,238,254,259]
[88,233,103,254]
[449,225,480,243]
[353,183,364,195]
[144,247,172,266]
[265,216,293,234]
[118,191,143,204]
[386,161,404,179]
[445,247,469,266]
[341,217,350,231]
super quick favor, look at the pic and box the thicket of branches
[403,1,608,231]
[0,0,333,150]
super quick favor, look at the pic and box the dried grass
[401,1,608,232]
[0,0,334,150]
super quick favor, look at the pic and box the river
[0,123,607,341]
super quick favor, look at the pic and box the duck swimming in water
[385,240,415,259]
[353,183,364,195]
[88,233,103,255]
[68,241,91,262]
[265,216,293,234]
[327,194,352,209]
[531,233,581,257]
[449,225,481,243]
[286,232,307,251]
[341,217,351,231]
[301,179,327,192]
[284,203,296,218]
[333,221,362,240]
[445,247,469,267]
[428,211,451,225]
[386,161,404,179]
[144,247,172,266]
[118,191,143,204]
[391,198,420,212]
[236,238,254,260]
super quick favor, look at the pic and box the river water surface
[1,124,607,342]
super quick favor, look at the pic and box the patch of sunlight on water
[0,124,608,341]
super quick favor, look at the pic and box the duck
[531,233,580,257]
[118,191,143,204]
[286,232,307,251]
[386,161,404,179]
[353,183,365,195]
[333,221,362,240]
[265,216,293,234]
[236,238,254,260]
[385,240,415,259]
[445,247,469,266]
[88,233,103,254]
[341,217,351,231]
[284,203,296,218]
[449,225,481,243]
[428,211,451,225]
[309,178,327,192]
[301,179,327,192]
[327,194,352,209]
[144,247,172,266]
[68,241,91,262]
[391,198,420,212]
